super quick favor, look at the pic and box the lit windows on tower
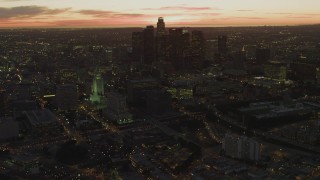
[90,69,107,109]
[218,35,227,54]
[157,17,166,36]
[143,25,155,65]
[132,32,143,62]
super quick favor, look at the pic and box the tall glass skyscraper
[218,35,228,54]
[143,25,155,65]
[157,17,166,36]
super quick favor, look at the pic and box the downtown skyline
[1,1,320,179]
[0,0,320,28]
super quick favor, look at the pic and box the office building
[132,32,143,62]
[181,30,192,69]
[60,69,78,83]
[191,30,205,68]
[156,34,169,62]
[231,51,246,70]
[56,84,78,110]
[146,90,172,115]
[316,67,320,86]
[112,46,128,63]
[290,62,316,82]
[0,117,19,140]
[222,134,239,159]
[143,25,155,65]
[218,35,227,54]
[264,63,287,81]
[0,90,7,117]
[182,30,191,48]
[222,134,261,161]
[104,92,133,125]
[156,17,166,36]
[127,79,160,107]
[169,28,184,70]
[191,30,205,57]
[155,18,168,63]
[256,48,271,64]
[237,101,314,129]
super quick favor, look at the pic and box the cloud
[78,10,115,17]
[221,16,266,20]
[270,12,320,17]
[78,10,146,18]
[0,6,70,19]
[195,13,221,17]
[303,13,320,16]
[0,0,31,1]
[270,12,320,16]
[142,6,214,11]
[241,17,265,20]
[287,16,311,19]
[237,10,254,12]
[270,12,293,15]
[161,6,211,11]
[304,13,320,15]
[51,19,150,27]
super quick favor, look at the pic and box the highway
[207,106,320,155]
[55,112,86,143]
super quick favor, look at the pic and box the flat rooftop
[23,109,57,127]
[238,101,315,119]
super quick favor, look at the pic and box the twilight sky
[0,0,320,28]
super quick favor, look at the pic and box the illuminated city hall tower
[90,68,106,108]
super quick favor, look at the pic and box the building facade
[222,134,261,161]
[104,92,133,125]
[56,84,78,110]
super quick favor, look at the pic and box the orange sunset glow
[0,0,320,28]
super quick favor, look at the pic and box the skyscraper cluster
[132,17,205,71]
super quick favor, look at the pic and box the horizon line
[0,23,319,30]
